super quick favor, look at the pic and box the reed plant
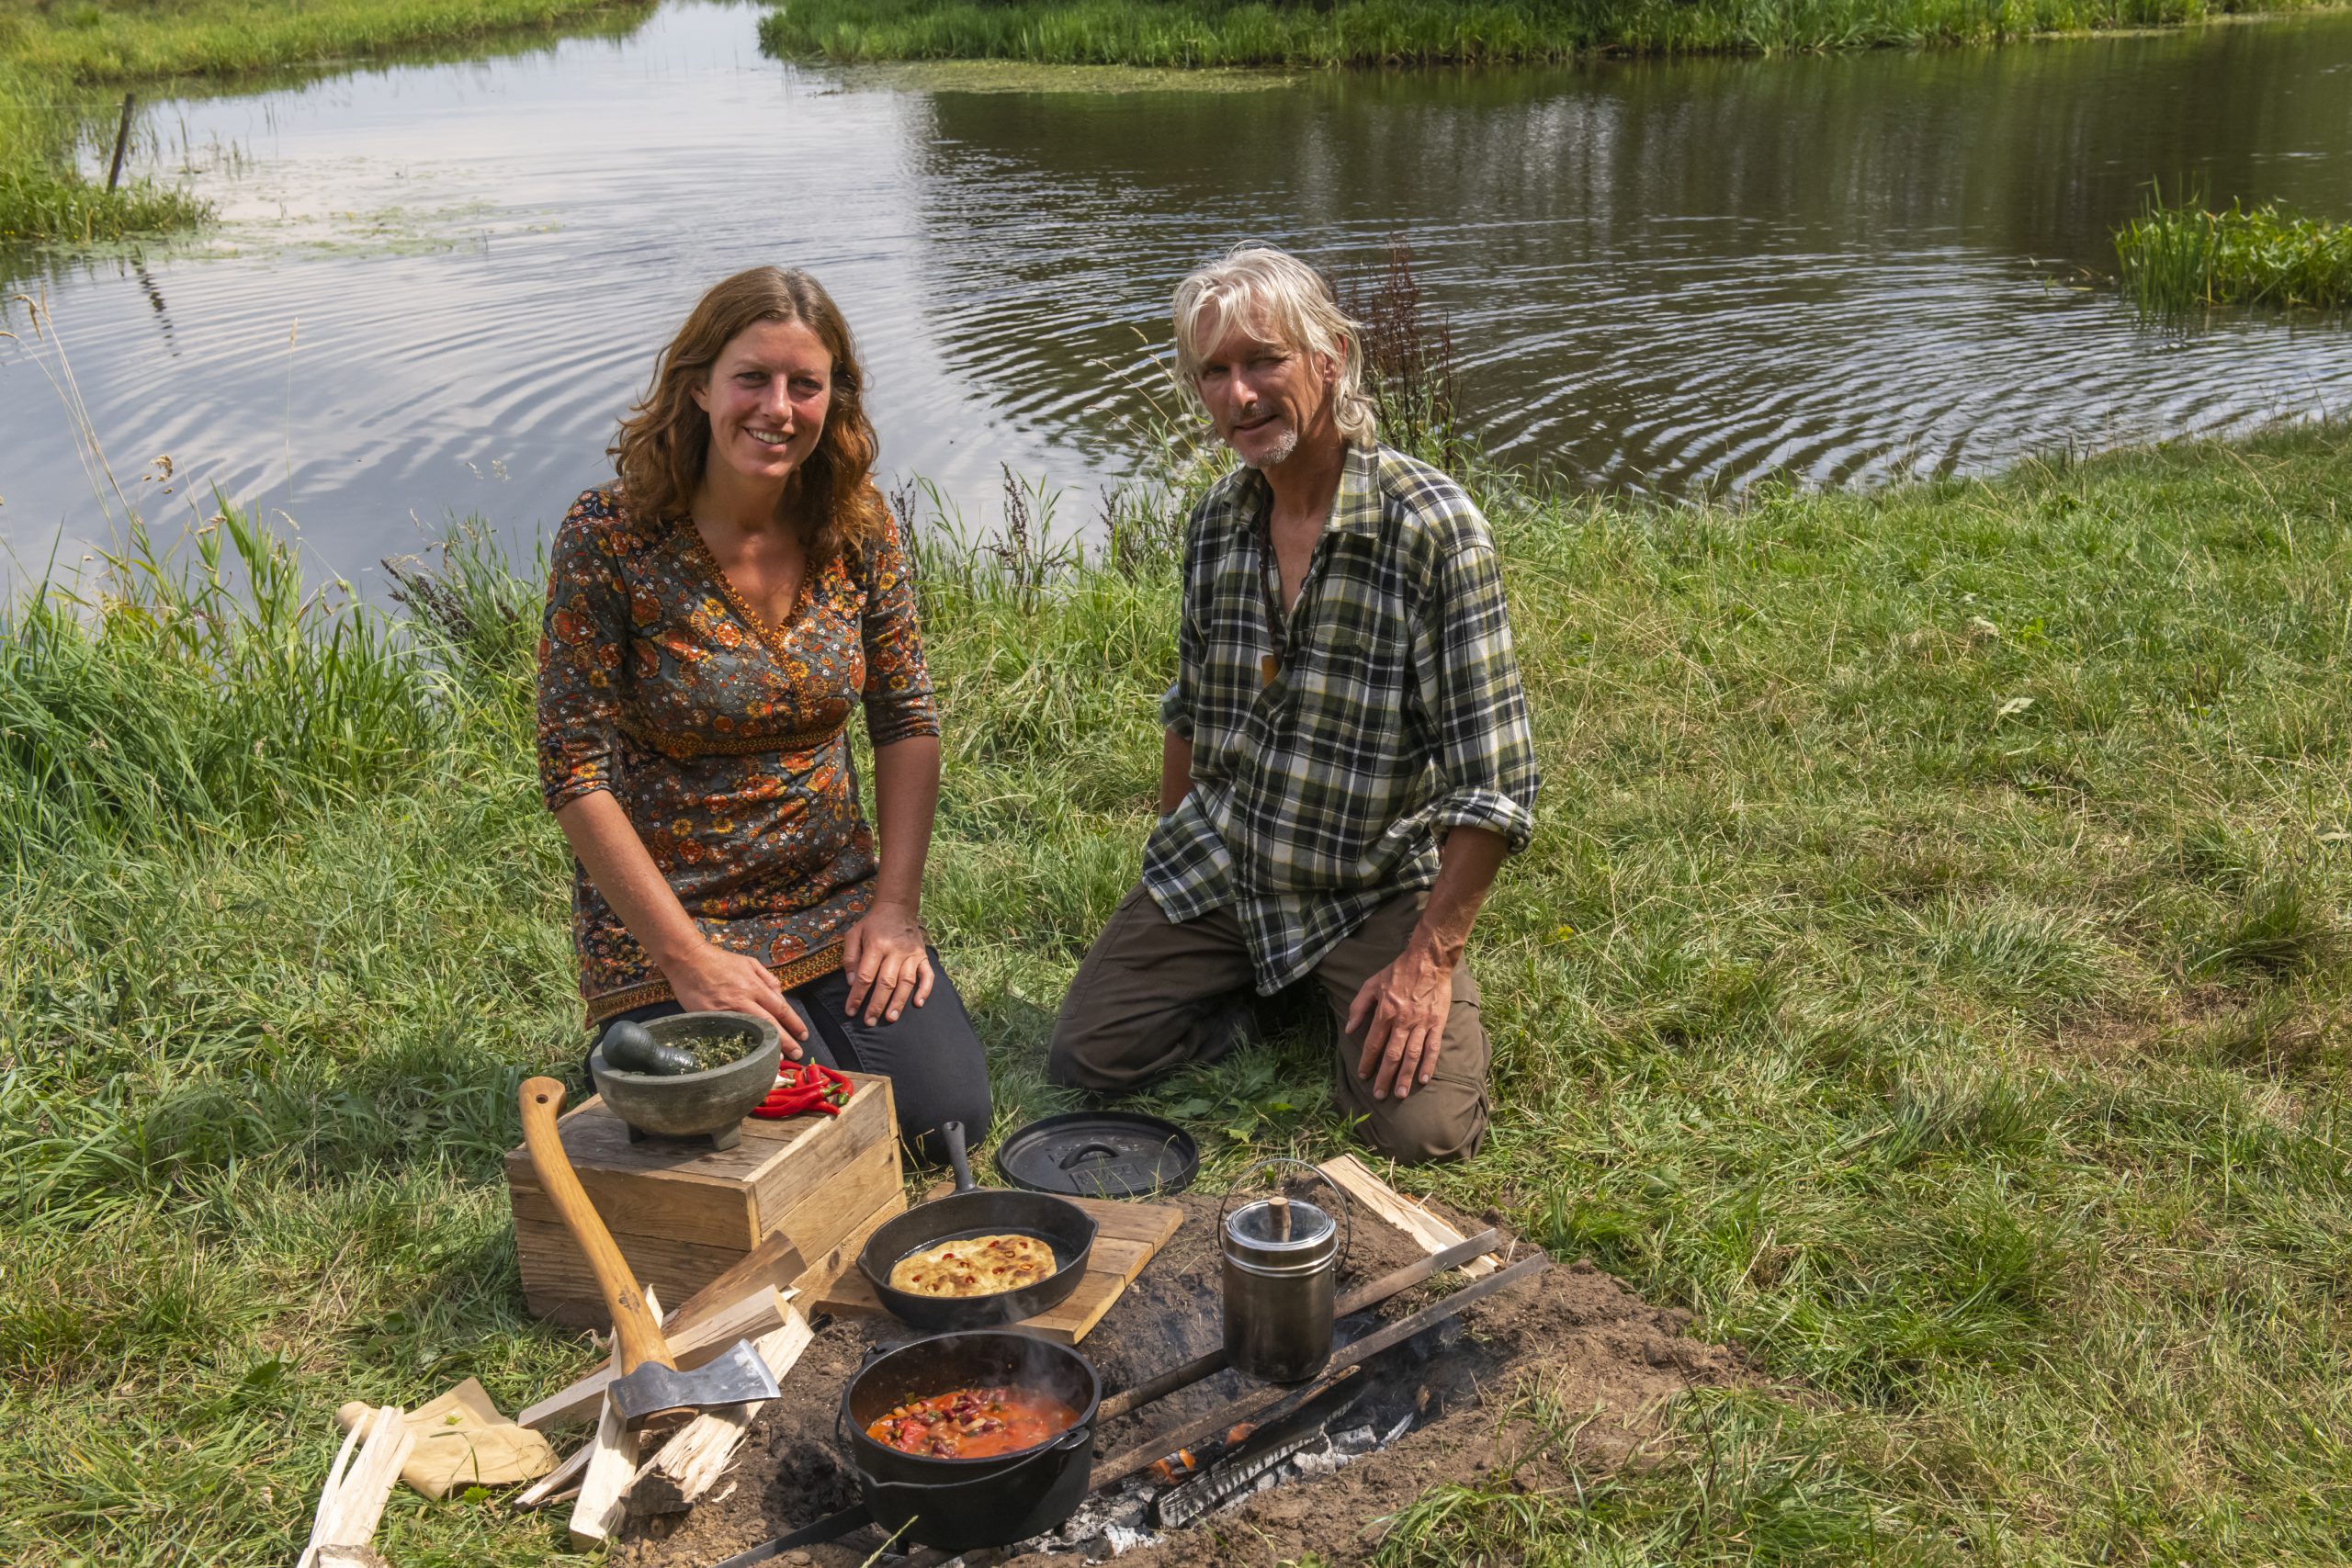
[2115,186,2352,315]
[6,414,2352,1563]
[0,0,648,253]
[761,0,2346,67]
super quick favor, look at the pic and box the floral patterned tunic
[537,486,939,1023]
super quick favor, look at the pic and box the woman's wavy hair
[609,267,888,568]
[1170,243,1378,449]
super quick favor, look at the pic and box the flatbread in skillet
[888,1233,1058,1298]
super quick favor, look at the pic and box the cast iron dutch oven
[841,1330,1100,1552]
[855,1120,1098,1329]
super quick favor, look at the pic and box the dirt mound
[616,1190,1749,1568]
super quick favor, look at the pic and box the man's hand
[666,944,810,1054]
[842,900,934,1027]
[1346,947,1454,1100]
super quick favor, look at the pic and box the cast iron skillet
[856,1121,1098,1330]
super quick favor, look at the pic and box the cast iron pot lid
[995,1111,1200,1199]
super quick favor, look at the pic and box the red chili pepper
[747,1062,854,1119]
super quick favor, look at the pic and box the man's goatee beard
[1241,428,1300,470]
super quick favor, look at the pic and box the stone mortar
[588,1010,783,1151]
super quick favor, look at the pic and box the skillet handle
[942,1120,977,1196]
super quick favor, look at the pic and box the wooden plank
[665,1228,807,1339]
[517,1222,752,1327]
[518,1287,790,1431]
[766,1137,901,1263]
[1317,1153,1498,1279]
[789,1188,911,1303]
[506,1177,756,1252]
[624,1309,814,1516]
[749,1074,896,1223]
[815,1195,1182,1345]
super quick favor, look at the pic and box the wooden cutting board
[812,1190,1184,1345]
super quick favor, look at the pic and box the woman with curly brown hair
[537,266,989,1157]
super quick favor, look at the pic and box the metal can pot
[1220,1161,1351,1384]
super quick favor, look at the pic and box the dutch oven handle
[1216,1156,1351,1273]
[857,1422,1091,1506]
[834,1348,895,1451]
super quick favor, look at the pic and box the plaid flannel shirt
[1144,442,1541,993]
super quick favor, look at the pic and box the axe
[519,1077,780,1427]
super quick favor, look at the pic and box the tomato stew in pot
[865,1384,1083,1460]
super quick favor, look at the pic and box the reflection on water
[3,3,2347,586]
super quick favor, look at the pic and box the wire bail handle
[1218,1156,1351,1270]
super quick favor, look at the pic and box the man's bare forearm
[1159,729,1194,815]
[1404,826,1509,971]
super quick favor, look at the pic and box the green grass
[2116,187,2352,316]
[0,0,649,250]
[6,420,2352,1562]
[760,0,2349,67]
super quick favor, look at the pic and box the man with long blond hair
[1048,245,1539,1163]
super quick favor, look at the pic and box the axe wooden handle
[520,1077,676,1377]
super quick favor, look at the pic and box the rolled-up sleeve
[537,502,632,814]
[1418,536,1540,853]
[859,511,941,748]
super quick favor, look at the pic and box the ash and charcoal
[874,1319,1486,1567]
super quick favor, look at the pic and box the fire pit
[611,1186,1751,1568]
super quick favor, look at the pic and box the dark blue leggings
[593,946,991,1166]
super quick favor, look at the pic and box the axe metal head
[610,1338,781,1425]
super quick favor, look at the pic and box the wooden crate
[505,1071,905,1328]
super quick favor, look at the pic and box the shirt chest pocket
[1305,615,1408,701]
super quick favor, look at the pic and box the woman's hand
[842,900,933,1027]
[665,943,809,1055]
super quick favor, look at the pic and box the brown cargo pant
[1046,884,1489,1163]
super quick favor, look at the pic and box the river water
[4,3,2347,586]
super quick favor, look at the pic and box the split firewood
[511,1437,591,1510]
[624,1308,813,1517]
[565,1390,642,1551]
[519,1285,792,1430]
[299,1404,415,1568]
[1316,1153,1498,1278]
[561,1286,662,1549]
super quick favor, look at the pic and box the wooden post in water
[107,93,135,191]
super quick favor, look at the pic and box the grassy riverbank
[0,0,645,246]
[2117,188,2352,314]
[5,421,2351,1562]
[761,0,2349,66]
